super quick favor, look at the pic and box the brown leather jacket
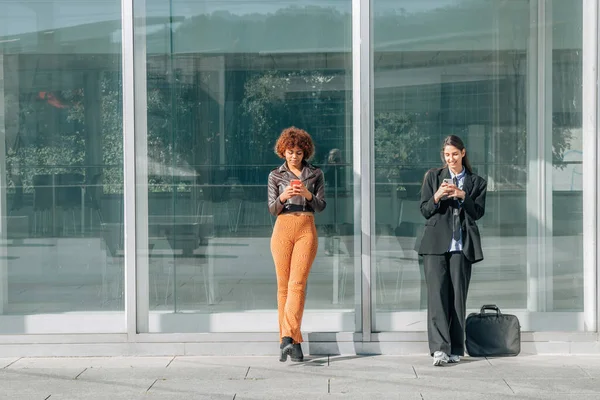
[268,161,326,216]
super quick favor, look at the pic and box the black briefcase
[465,305,521,357]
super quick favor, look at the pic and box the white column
[526,0,554,312]
[582,0,599,331]
[122,0,150,336]
[353,0,372,339]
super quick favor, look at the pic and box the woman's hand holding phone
[434,180,453,204]
[291,179,313,201]
[280,179,312,203]
[435,179,466,203]
[279,185,296,203]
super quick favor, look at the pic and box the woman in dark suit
[416,135,487,366]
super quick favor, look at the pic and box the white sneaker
[448,354,460,363]
[432,351,449,366]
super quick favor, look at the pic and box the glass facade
[133,0,358,333]
[372,0,584,331]
[0,1,124,333]
[0,0,596,345]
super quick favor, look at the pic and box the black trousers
[423,252,472,356]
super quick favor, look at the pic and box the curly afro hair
[274,126,315,160]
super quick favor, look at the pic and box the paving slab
[328,376,512,396]
[490,364,588,378]
[139,394,232,400]
[420,394,520,400]
[0,376,64,398]
[168,355,298,369]
[0,376,149,399]
[235,394,407,400]
[488,355,600,367]
[505,378,600,395]
[8,356,173,369]
[323,355,417,379]
[149,377,329,397]
[352,377,514,396]
[0,355,598,399]
[416,358,588,379]
[81,365,246,381]
[328,377,423,396]
[0,357,19,368]
[421,394,600,400]
[579,366,600,378]
[242,356,413,380]
[412,356,494,377]
[0,367,85,380]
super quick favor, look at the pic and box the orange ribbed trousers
[270,213,318,343]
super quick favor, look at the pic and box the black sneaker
[291,343,304,362]
[279,337,293,362]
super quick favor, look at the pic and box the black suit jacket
[414,167,487,263]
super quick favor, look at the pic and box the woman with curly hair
[268,126,326,362]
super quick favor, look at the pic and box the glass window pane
[135,1,356,333]
[372,0,584,332]
[0,1,124,333]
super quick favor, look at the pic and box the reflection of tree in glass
[7,88,86,193]
[240,70,346,165]
[7,72,125,194]
[145,71,199,192]
[241,71,291,164]
[374,112,427,185]
[494,50,578,187]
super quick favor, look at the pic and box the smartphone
[442,178,455,200]
[290,179,302,187]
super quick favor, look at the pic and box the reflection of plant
[497,124,574,165]
[493,124,574,188]
[6,72,126,194]
[240,70,345,164]
[374,112,427,182]
[551,126,574,169]
[145,72,198,192]
[241,71,291,162]
[7,90,86,192]
[495,49,577,185]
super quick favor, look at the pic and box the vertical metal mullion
[597,0,600,335]
[583,0,599,332]
[353,0,372,341]
[134,0,150,333]
[535,0,554,311]
[121,0,137,338]
[526,0,554,313]
[0,54,7,314]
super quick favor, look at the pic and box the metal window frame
[122,0,150,336]
[583,0,599,332]
[117,0,600,345]
[352,0,373,340]
[121,0,137,339]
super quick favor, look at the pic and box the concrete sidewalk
[1,354,599,399]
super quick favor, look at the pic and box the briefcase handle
[480,304,502,315]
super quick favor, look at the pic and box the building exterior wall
[0,0,597,355]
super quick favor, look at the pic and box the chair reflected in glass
[149,215,212,309]
[56,173,84,235]
[99,221,125,309]
[392,190,427,310]
[32,174,54,236]
[241,184,273,234]
[197,183,234,235]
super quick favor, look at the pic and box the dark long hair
[440,135,472,174]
